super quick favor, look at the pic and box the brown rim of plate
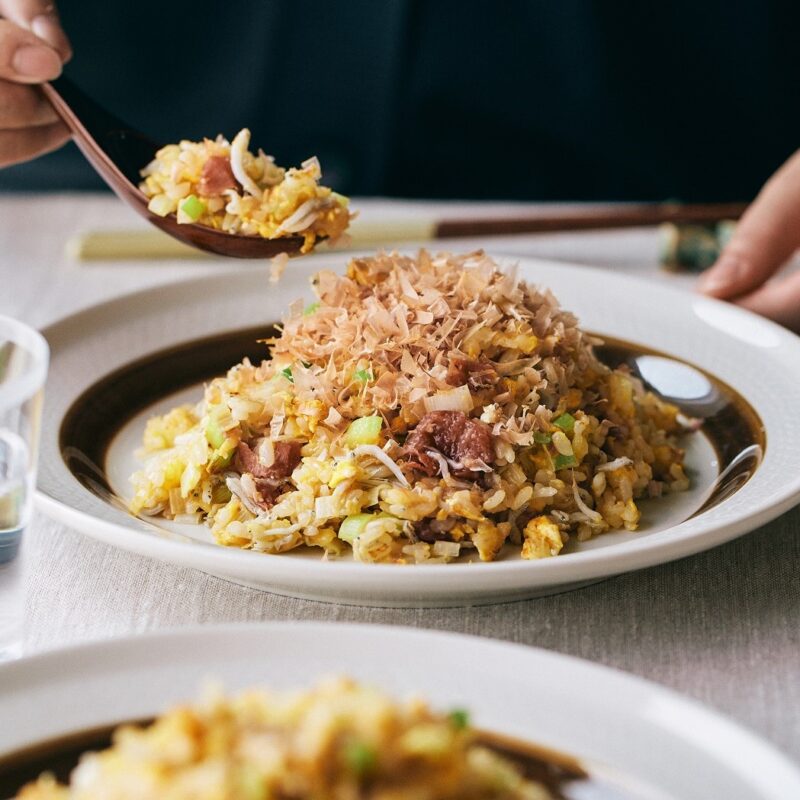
[0,717,627,799]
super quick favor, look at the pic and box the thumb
[697,149,800,298]
[0,1,72,60]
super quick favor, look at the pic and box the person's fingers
[0,9,68,168]
[0,119,68,167]
[0,78,58,127]
[0,0,71,60]
[0,19,62,83]
[733,270,800,333]
[697,149,800,299]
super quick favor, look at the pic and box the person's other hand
[697,149,800,332]
[0,0,71,168]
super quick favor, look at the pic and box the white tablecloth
[2,194,798,762]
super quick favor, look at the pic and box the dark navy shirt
[2,0,798,201]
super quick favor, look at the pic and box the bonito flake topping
[130,250,691,563]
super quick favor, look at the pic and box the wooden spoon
[41,76,305,258]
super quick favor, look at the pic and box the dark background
[1,0,798,201]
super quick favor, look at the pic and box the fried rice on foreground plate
[139,129,352,253]
[17,678,553,800]
[129,250,691,564]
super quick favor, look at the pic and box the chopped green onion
[180,194,206,221]
[448,708,470,730]
[338,513,376,544]
[280,366,294,383]
[301,361,312,368]
[211,483,232,504]
[353,368,372,382]
[208,447,235,473]
[345,416,382,448]
[553,412,575,432]
[343,740,377,776]
[533,432,552,444]
[205,417,225,449]
[553,453,578,470]
[236,764,267,798]
[303,302,320,316]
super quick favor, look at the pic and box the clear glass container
[0,315,48,659]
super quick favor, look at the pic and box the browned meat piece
[413,518,456,544]
[236,441,263,478]
[402,411,494,479]
[446,356,499,391]
[198,155,239,195]
[236,440,303,482]
[272,440,304,477]
[445,358,470,387]
[402,447,439,477]
[237,440,303,509]
[253,480,283,508]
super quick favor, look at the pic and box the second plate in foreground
[0,623,798,800]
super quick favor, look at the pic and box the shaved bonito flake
[269,252,289,284]
[270,249,595,425]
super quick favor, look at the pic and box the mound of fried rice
[139,129,352,253]
[129,250,691,564]
[18,678,552,800]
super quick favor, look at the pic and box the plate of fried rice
[2,623,799,799]
[37,251,800,606]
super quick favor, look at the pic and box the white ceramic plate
[37,253,800,606]
[0,623,797,799]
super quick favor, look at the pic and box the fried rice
[129,250,691,564]
[139,129,352,253]
[17,678,553,800]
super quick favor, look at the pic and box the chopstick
[66,201,747,261]
[66,230,213,260]
[434,202,746,237]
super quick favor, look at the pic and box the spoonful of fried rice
[41,77,352,258]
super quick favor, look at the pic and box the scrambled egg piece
[472,520,507,561]
[142,405,197,452]
[522,515,564,559]
[328,458,361,489]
